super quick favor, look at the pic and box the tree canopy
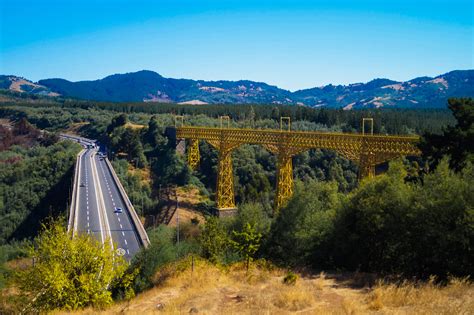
[15,219,129,312]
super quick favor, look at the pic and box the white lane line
[127,249,130,255]
[117,217,120,222]
[87,222,89,227]
[124,239,128,245]
[122,231,125,236]
[119,224,123,229]
[90,151,107,245]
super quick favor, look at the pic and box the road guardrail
[104,158,150,248]
[68,149,85,235]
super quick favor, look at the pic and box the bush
[234,202,272,237]
[266,180,341,266]
[264,160,473,279]
[283,271,298,285]
[198,216,230,264]
[328,160,474,278]
[130,225,199,293]
[14,219,128,312]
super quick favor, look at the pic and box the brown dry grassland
[65,258,473,315]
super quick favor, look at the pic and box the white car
[114,207,123,213]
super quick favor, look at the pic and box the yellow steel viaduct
[172,119,420,215]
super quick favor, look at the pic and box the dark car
[80,182,85,187]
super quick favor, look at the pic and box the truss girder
[177,127,419,155]
[176,126,420,212]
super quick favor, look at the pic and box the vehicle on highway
[80,182,85,187]
[114,207,123,213]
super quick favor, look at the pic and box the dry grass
[48,261,474,315]
[314,271,326,290]
[125,122,145,130]
[167,186,207,227]
[273,283,315,311]
[367,276,473,314]
[127,164,152,186]
[62,122,90,136]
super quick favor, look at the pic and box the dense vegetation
[267,160,473,277]
[125,98,473,292]
[0,97,472,312]
[0,99,456,213]
[0,121,81,244]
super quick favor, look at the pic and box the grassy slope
[68,258,473,315]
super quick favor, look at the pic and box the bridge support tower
[187,139,200,170]
[275,152,294,211]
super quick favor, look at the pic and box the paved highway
[66,134,145,261]
[75,149,104,243]
[94,153,141,260]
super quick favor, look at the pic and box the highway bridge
[64,134,149,261]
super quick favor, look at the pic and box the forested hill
[1,69,473,108]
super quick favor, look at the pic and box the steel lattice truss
[176,126,421,213]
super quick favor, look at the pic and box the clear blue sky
[0,0,472,90]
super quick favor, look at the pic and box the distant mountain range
[1,69,473,109]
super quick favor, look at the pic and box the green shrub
[283,271,298,285]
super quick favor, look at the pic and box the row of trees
[2,98,454,135]
[58,98,454,135]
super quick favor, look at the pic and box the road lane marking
[120,224,123,229]
[124,239,127,245]
[122,231,125,236]
[90,151,106,245]
[73,150,86,235]
[127,249,130,255]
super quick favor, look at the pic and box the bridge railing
[104,158,150,248]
